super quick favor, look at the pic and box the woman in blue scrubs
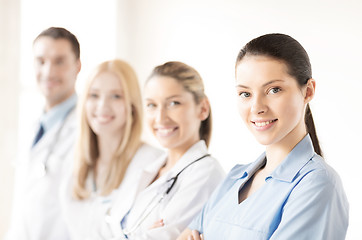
[178,33,349,240]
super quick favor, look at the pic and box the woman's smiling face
[235,55,309,148]
[86,71,127,138]
[144,76,204,153]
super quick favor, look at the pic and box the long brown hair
[236,33,323,156]
[148,61,212,147]
[73,59,143,199]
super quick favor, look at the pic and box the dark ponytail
[236,33,323,156]
[305,104,322,156]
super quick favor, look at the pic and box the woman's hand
[177,229,204,240]
[149,219,164,229]
[188,230,204,240]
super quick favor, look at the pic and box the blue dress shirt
[189,134,349,239]
[38,94,77,133]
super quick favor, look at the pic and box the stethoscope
[103,153,210,239]
[33,105,75,178]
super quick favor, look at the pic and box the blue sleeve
[270,168,349,240]
[188,204,206,233]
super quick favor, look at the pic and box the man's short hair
[34,27,80,60]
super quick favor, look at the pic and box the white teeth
[255,120,274,127]
[157,128,174,134]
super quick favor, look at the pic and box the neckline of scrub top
[230,154,266,181]
[269,134,316,183]
[231,134,316,183]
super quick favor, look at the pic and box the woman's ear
[304,78,316,104]
[199,97,210,121]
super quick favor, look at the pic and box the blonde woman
[60,59,163,239]
[105,61,225,239]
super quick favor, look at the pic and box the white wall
[0,0,20,237]
[116,1,362,239]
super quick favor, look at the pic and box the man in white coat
[5,27,81,240]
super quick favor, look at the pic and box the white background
[1,0,361,239]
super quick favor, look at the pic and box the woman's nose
[155,106,168,123]
[251,95,267,115]
[97,96,111,110]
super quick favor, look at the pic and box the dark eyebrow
[236,79,285,89]
[262,79,285,87]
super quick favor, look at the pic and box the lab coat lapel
[114,153,167,219]
[29,120,61,158]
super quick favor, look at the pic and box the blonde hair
[148,61,212,147]
[73,59,143,199]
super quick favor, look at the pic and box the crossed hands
[150,220,204,240]
[186,230,204,240]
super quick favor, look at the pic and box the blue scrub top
[189,134,349,239]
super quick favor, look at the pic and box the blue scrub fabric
[189,134,349,240]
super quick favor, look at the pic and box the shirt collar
[40,94,77,131]
[231,134,316,183]
[270,134,316,182]
[231,153,266,180]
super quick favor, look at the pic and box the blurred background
[1,0,361,238]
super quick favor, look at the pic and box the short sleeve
[188,204,206,233]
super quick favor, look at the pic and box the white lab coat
[5,109,76,240]
[60,143,164,240]
[107,140,225,240]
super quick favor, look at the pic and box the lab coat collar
[166,140,209,178]
[30,107,77,156]
[143,140,209,182]
[142,152,168,176]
